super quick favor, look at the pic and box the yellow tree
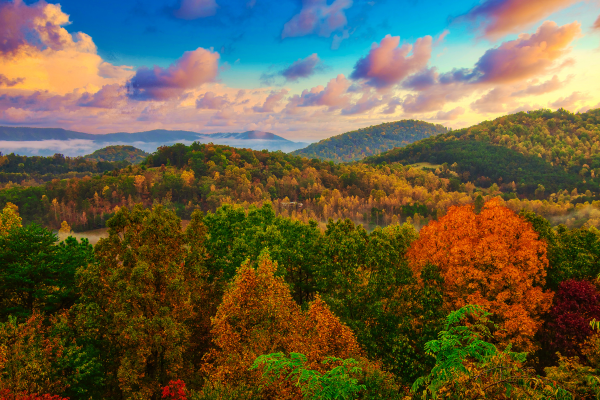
[407,198,553,352]
[0,203,22,236]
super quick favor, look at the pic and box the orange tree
[202,251,400,399]
[75,205,212,399]
[407,198,553,352]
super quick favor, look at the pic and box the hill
[292,120,449,162]
[0,127,308,156]
[366,108,600,195]
[84,145,149,164]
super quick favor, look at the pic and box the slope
[292,120,449,162]
[84,145,149,164]
[366,108,600,195]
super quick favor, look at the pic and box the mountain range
[0,126,308,156]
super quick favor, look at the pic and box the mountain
[292,120,449,162]
[0,126,308,156]
[366,108,600,195]
[84,145,149,164]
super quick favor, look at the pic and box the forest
[84,146,149,164]
[292,120,448,162]
[2,108,600,399]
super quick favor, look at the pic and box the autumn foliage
[203,251,378,398]
[407,198,553,351]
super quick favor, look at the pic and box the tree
[543,280,600,361]
[203,251,398,399]
[0,203,21,236]
[407,198,553,352]
[0,224,93,322]
[412,305,570,399]
[76,205,210,399]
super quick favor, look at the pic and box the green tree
[75,205,211,399]
[0,224,93,322]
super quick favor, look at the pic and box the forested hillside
[368,108,600,194]
[292,120,448,162]
[0,152,130,188]
[84,145,149,164]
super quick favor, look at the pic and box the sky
[0,0,599,142]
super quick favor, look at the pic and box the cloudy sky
[0,0,599,141]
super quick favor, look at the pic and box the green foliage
[412,305,572,400]
[84,145,149,164]
[0,224,93,321]
[293,120,448,162]
[251,352,366,400]
[367,108,600,195]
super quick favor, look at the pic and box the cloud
[173,0,218,19]
[253,89,288,112]
[78,84,126,108]
[297,74,351,109]
[127,47,220,101]
[382,98,401,114]
[196,91,230,109]
[0,74,24,87]
[550,91,591,109]
[445,21,581,85]
[350,34,432,89]
[511,75,567,97]
[456,0,580,40]
[282,0,352,39]
[471,87,516,113]
[594,15,600,30]
[280,54,325,82]
[341,93,385,115]
[434,107,465,120]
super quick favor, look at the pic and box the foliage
[0,224,93,321]
[368,108,600,195]
[407,198,553,352]
[293,120,448,162]
[0,152,129,176]
[84,145,149,164]
[75,205,212,399]
[251,352,366,400]
[543,280,600,361]
[0,203,21,235]
[545,354,600,399]
[412,305,571,400]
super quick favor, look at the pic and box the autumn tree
[76,205,211,399]
[203,251,398,399]
[407,198,553,352]
[0,203,21,236]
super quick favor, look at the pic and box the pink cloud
[196,91,230,109]
[471,21,581,84]
[173,0,218,19]
[511,75,567,97]
[281,0,352,39]
[78,84,126,109]
[594,15,600,30]
[0,74,24,87]
[351,34,432,89]
[127,47,220,101]
[434,107,465,120]
[0,0,73,57]
[341,93,386,115]
[550,91,591,109]
[471,87,516,113]
[253,89,288,112]
[457,0,580,40]
[280,54,325,82]
[297,74,351,109]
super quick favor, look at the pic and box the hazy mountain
[0,126,309,156]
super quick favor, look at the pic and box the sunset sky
[1,0,599,142]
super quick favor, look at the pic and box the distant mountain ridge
[0,126,308,156]
[292,120,449,162]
